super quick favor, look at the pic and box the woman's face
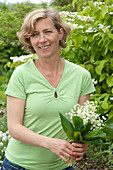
[30,18,63,59]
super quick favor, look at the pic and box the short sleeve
[5,67,26,99]
[80,70,95,97]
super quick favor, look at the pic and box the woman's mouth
[39,45,51,49]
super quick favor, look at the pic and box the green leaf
[108,33,113,40]
[108,110,113,118]
[72,116,83,131]
[83,129,106,139]
[102,123,113,139]
[95,65,101,75]
[99,73,106,82]
[101,5,108,17]
[95,60,106,75]
[81,121,92,135]
[74,131,82,143]
[112,88,113,94]
[106,76,113,87]
[72,0,77,8]
[109,41,113,52]
[101,101,109,110]
[66,131,75,141]
[83,36,87,42]
[59,113,74,136]
[82,140,106,146]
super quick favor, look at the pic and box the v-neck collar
[31,59,66,90]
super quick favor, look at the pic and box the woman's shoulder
[14,60,33,73]
[65,60,90,75]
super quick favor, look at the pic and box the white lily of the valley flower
[67,100,104,130]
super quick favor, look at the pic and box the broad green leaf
[89,1,94,8]
[101,101,108,110]
[88,34,93,42]
[98,60,107,74]
[81,121,92,135]
[74,131,82,143]
[66,131,75,141]
[95,65,101,75]
[82,140,106,146]
[104,94,109,102]
[108,33,113,40]
[78,35,83,44]
[83,36,87,42]
[108,41,113,52]
[102,123,113,139]
[101,5,108,17]
[72,0,77,8]
[59,113,74,136]
[83,129,105,139]
[108,110,113,118]
[72,116,83,131]
[99,73,106,82]
[106,76,113,87]
[105,0,109,4]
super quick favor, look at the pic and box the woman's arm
[7,95,77,163]
[78,94,90,106]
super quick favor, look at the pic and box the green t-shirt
[5,59,95,170]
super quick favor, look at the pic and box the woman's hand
[70,141,88,161]
[47,138,78,163]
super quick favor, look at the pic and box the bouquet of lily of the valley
[59,100,113,166]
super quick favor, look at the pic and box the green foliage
[60,0,113,116]
[0,2,48,75]
[52,0,73,6]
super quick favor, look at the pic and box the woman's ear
[59,28,64,40]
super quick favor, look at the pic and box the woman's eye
[45,31,52,34]
[32,33,39,37]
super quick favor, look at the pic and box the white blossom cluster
[10,54,38,63]
[85,26,97,33]
[94,1,105,6]
[66,100,106,130]
[60,8,112,33]
[59,11,94,23]
[109,12,113,15]
[0,130,11,159]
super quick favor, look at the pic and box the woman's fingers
[72,142,88,152]
[69,142,88,160]
[49,138,88,163]
[49,138,76,162]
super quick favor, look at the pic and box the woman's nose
[39,33,47,43]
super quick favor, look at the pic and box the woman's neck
[35,57,64,76]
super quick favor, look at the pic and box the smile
[39,45,50,49]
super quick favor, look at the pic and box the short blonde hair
[17,7,71,53]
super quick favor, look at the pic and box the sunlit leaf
[74,131,82,143]
[59,113,74,136]
[72,116,83,131]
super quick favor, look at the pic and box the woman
[1,7,95,170]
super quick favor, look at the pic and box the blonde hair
[17,7,71,53]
